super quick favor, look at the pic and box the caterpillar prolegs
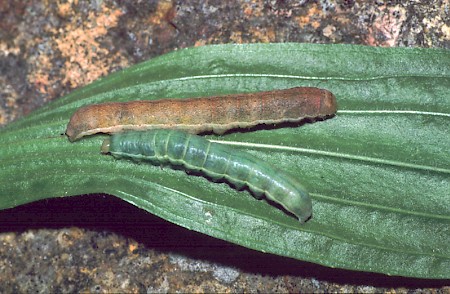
[101,130,313,223]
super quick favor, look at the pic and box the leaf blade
[0,43,449,279]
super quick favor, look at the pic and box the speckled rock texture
[0,0,449,292]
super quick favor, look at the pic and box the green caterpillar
[101,130,313,223]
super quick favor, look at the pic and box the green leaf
[0,43,449,279]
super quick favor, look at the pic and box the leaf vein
[211,140,450,174]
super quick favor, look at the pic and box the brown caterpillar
[66,87,337,142]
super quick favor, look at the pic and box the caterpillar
[101,130,313,223]
[66,87,337,141]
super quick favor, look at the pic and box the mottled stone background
[0,0,449,292]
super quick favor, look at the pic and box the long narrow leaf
[0,43,448,279]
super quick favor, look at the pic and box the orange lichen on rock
[54,6,125,88]
[295,4,324,29]
[28,1,128,95]
[147,0,175,25]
